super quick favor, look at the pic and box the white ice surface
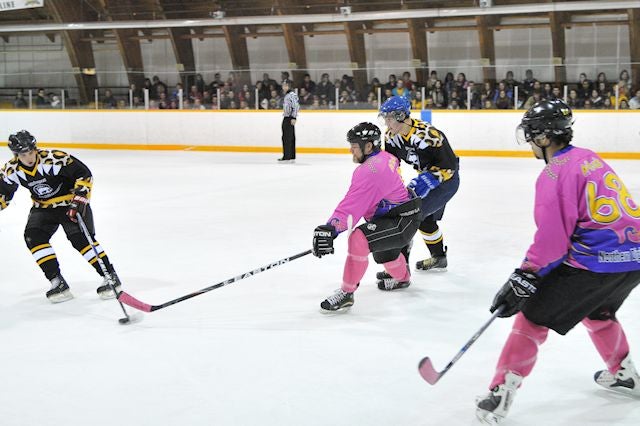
[1,151,639,426]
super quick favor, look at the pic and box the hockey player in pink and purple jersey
[476,99,640,425]
[311,122,421,312]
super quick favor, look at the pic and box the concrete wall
[0,110,638,157]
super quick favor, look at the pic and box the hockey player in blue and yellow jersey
[0,130,121,303]
[376,96,459,288]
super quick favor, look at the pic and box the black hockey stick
[77,213,131,325]
[118,249,313,313]
[418,305,505,385]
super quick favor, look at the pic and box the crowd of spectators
[9,68,640,110]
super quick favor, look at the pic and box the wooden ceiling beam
[407,18,428,86]
[46,0,98,103]
[476,15,498,84]
[344,21,368,93]
[549,11,568,85]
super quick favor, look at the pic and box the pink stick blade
[118,291,152,313]
[418,357,441,385]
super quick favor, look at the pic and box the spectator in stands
[255,80,268,102]
[193,98,206,110]
[483,99,495,109]
[392,79,411,99]
[582,99,593,109]
[542,83,553,99]
[455,73,469,100]
[468,81,482,109]
[143,78,153,97]
[382,88,393,103]
[129,83,143,100]
[597,81,610,98]
[443,72,455,97]
[427,70,439,90]
[195,73,206,94]
[299,87,312,106]
[429,79,447,109]
[302,73,316,94]
[589,89,604,108]
[619,99,630,110]
[152,76,168,99]
[155,84,167,103]
[482,81,495,101]
[365,77,382,99]
[339,74,356,98]
[316,73,335,104]
[566,89,583,108]
[339,90,353,105]
[495,90,512,109]
[449,89,465,109]
[629,89,640,109]
[493,81,513,104]
[158,92,170,109]
[35,88,49,108]
[523,90,542,110]
[610,83,629,108]
[226,72,237,89]
[209,73,223,90]
[188,85,201,103]
[551,86,562,100]
[602,97,613,109]
[596,72,608,91]
[172,83,184,100]
[50,95,62,109]
[411,90,424,110]
[504,70,519,93]
[522,69,537,98]
[577,78,592,101]
[402,71,414,91]
[618,69,632,94]
[13,90,27,109]
[102,89,117,109]
[385,74,397,92]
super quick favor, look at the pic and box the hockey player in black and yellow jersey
[0,130,121,303]
[376,96,460,288]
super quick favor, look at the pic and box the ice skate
[96,270,122,300]
[475,372,523,425]
[594,353,640,397]
[376,276,411,291]
[46,275,73,303]
[415,254,447,271]
[320,289,354,312]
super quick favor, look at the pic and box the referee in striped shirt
[278,79,300,163]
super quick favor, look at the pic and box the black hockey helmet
[347,122,381,149]
[8,130,37,154]
[516,99,573,145]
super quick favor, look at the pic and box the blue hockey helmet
[8,130,37,154]
[378,95,411,122]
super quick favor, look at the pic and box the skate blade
[598,385,640,398]
[98,287,121,300]
[47,290,74,303]
[415,267,447,273]
[475,408,501,425]
[319,305,353,315]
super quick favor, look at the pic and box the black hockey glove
[67,194,89,223]
[312,224,336,258]
[490,269,539,318]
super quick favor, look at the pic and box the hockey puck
[118,317,130,324]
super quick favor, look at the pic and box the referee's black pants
[281,117,296,160]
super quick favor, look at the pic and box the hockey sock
[419,220,445,257]
[25,229,60,280]
[583,318,630,373]
[342,228,370,293]
[69,233,112,276]
[490,312,549,389]
[383,254,410,282]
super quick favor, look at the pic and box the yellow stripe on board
[17,143,639,160]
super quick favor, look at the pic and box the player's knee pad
[514,313,549,345]
[24,228,51,249]
[348,228,370,257]
[583,315,617,331]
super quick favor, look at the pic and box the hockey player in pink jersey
[312,122,421,312]
[476,99,640,425]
